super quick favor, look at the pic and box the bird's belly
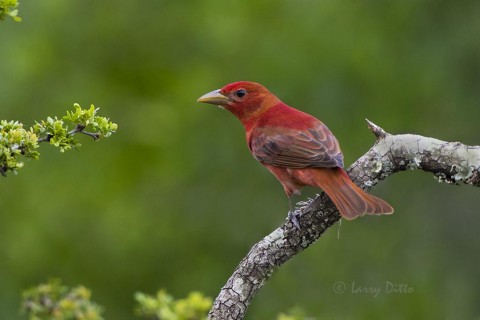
[264,165,316,196]
[286,168,319,186]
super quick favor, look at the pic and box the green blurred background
[1,1,480,319]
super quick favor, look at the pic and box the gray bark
[208,120,480,319]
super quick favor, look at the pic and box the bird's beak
[197,89,230,106]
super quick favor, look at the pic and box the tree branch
[37,124,101,143]
[208,121,480,319]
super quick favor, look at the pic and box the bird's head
[197,81,279,124]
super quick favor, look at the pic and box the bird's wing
[250,123,344,168]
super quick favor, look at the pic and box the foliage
[22,281,307,320]
[134,290,212,320]
[276,307,309,320]
[2,1,480,320]
[0,0,21,21]
[22,279,104,320]
[0,120,39,174]
[0,104,117,176]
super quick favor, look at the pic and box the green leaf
[0,0,21,22]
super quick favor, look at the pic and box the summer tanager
[197,81,393,220]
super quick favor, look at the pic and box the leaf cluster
[0,0,21,21]
[134,290,212,320]
[23,280,310,320]
[0,103,117,176]
[64,104,118,138]
[22,279,104,320]
[0,120,39,175]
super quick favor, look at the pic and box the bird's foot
[287,210,301,230]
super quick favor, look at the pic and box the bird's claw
[287,210,301,230]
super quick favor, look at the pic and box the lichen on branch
[0,103,118,176]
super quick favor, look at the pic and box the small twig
[80,131,101,140]
[366,119,389,139]
[69,124,100,140]
[37,134,53,143]
[37,124,101,144]
[68,124,86,135]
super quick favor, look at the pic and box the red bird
[197,81,393,220]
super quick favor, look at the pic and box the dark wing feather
[250,123,344,168]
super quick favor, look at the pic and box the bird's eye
[235,89,247,98]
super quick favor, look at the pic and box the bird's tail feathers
[314,168,394,220]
